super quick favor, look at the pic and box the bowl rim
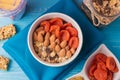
[27,12,83,67]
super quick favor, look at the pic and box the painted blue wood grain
[0,0,120,80]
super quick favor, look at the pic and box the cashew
[55,39,60,44]
[57,49,66,57]
[70,48,75,54]
[49,42,56,50]
[66,51,72,58]
[43,40,49,47]
[45,32,50,40]
[37,32,43,43]
[50,34,56,43]
[33,32,38,41]
[55,45,61,52]
[60,40,67,48]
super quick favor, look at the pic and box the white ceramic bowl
[28,12,83,67]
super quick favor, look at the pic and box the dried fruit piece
[50,18,63,28]
[95,53,107,63]
[106,57,118,72]
[55,39,60,44]
[60,30,70,41]
[49,42,56,50]
[68,37,79,49]
[40,21,50,32]
[50,25,60,38]
[63,23,72,29]
[66,27,78,37]
[89,64,97,76]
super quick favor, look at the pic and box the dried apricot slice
[95,53,107,63]
[60,30,70,41]
[50,18,63,28]
[106,57,118,72]
[68,37,79,49]
[66,27,78,37]
[63,23,72,29]
[50,25,60,38]
[94,68,107,80]
[40,21,50,32]
[89,64,97,76]
[107,70,113,80]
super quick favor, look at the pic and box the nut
[55,45,61,52]
[33,32,38,41]
[66,51,72,59]
[57,49,66,57]
[50,34,56,43]
[50,51,56,57]
[43,40,49,47]
[41,51,47,58]
[37,32,44,42]
[45,32,50,40]
[36,27,44,33]
[65,46,70,51]
[70,48,75,54]
[55,39,60,44]
[49,42,56,50]
[60,40,67,48]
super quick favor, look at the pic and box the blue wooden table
[0,0,120,80]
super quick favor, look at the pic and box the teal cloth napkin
[3,0,103,80]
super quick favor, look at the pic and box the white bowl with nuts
[28,12,83,67]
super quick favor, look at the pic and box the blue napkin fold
[3,0,103,80]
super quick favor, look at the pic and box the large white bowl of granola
[28,12,83,67]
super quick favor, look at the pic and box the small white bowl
[67,44,120,80]
[28,12,83,67]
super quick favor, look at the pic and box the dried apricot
[66,27,78,37]
[63,23,72,29]
[50,18,63,28]
[60,30,70,41]
[95,53,107,63]
[68,37,79,49]
[40,21,50,32]
[50,25,60,38]
[106,57,118,72]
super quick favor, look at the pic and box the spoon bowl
[67,44,120,80]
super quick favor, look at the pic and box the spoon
[66,44,120,80]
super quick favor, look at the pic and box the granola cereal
[0,56,9,70]
[92,0,120,16]
[0,24,16,40]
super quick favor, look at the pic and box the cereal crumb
[0,24,16,40]
[0,56,9,70]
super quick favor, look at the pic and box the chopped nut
[60,40,67,48]
[0,56,9,70]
